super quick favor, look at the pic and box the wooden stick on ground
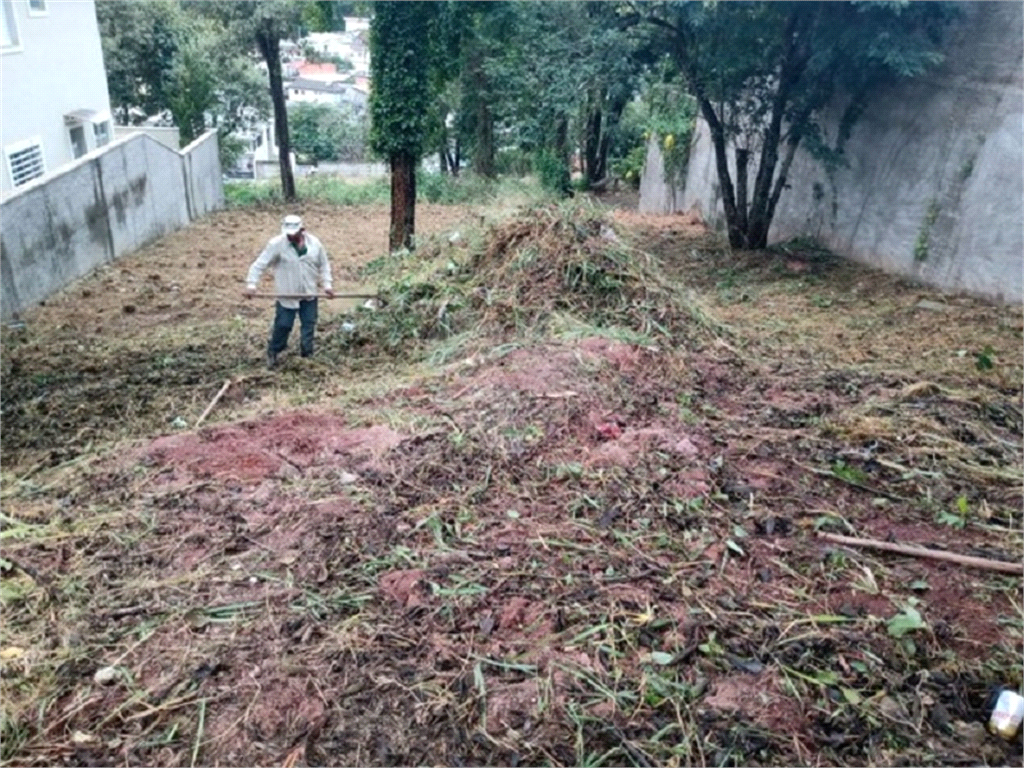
[250,293,379,300]
[195,379,232,427]
[818,532,1022,575]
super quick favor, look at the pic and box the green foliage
[97,0,270,168]
[369,2,437,159]
[533,149,571,197]
[299,1,330,33]
[615,63,698,188]
[417,171,502,205]
[887,605,927,638]
[167,19,218,145]
[289,103,368,163]
[495,147,533,177]
[224,176,389,207]
[974,345,996,372]
[494,3,642,176]
[636,1,955,250]
[224,172,539,209]
[340,201,712,361]
[831,459,867,485]
[300,42,354,72]
[611,145,646,189]
[96,0,181,121]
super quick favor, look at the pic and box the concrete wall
[638,134,678,215]
[1,0,112,193]
[0,130,223,320]
[113,126,181,152]
[643,2,1024,303]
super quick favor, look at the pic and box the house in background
[286,78,368,113]
[0,0,114,194]
[293,61,341,82]
[303,19,371,76]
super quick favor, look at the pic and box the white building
[0,0,114,194]
[302,27,370,75]
[343,16,369,34]
[286,78,368,112]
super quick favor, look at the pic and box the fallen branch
[817,532,1021,575]
[250,293,379,300]
[196,379,232,427]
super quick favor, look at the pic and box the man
[245,214,334,369]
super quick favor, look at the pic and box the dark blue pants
[269,299,318,357]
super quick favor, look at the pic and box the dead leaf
[280,551,299,566]
[479,614,496,635]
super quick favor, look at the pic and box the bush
[533,149,571,197]
[495,147,533,177]
[611,144,647,189]
[225,171,549,209]
[224,176,390,207]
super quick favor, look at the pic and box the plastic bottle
[987,687,1024,740]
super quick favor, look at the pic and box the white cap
[282,214,303,235]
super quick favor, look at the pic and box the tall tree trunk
[735,148,749,236]
[697,96,743,249]
[584,106,602,187]
[389,151,416,252]
[452,138,460,178]
[257,27,296,203]
[747,8,813,249]
[474,101,494,177]
[472,59,495,178]
[439,147,450,175]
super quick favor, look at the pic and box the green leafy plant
[533,148,571,197]
[831,460,867,484]
[936,495,970,528]
[974,345,996,371]
[887,606,927,638]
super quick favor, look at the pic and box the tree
[289,103,368,163]
[369,1,438,252]
[250,2,302,202]
[576,3,644,188]
[97,1,270,168]
[192,0,302,201]
[170,17,271,166]
[167,16,218,146]
[633,1,954,250]
[96,0,180,124]
[479,2,643,194]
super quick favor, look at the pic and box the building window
[69,125,88,159]
[93,120,111,147]
[5,138,46,187]
[1,0,21,53]
[27,0,47,16]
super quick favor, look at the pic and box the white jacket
[246,233,333,309]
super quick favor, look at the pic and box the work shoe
[266,350,278,370]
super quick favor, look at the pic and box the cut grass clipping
[330,199,725,362]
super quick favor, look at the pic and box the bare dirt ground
[1,191,1021,768]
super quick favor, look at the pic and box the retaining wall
[1,130,223,320]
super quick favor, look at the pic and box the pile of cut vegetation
[329,200,722,359]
